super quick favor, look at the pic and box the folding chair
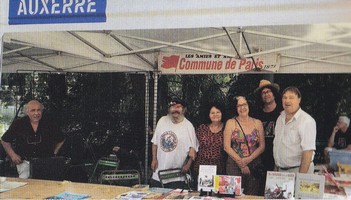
[158,168,191,190]
[89,156,120,183]
[99,169,141,187]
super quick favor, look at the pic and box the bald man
[1,100,65,178]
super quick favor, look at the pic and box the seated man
[324,116,351,163]
[1,100,65,178]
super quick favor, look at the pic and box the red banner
[158,53,280,74]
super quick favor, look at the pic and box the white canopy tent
[1,0,351,74]
[1,0,350,32]
[1,0,351,182]
[2,24,351,73]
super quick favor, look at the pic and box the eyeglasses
[261,90,272,95]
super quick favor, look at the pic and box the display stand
[216,191,235,198]
[199,189,235,198]
[199,189,212,196]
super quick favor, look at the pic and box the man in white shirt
[273,87,316,174]
[150,97,199,189]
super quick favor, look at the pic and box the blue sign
[9,0,106,25]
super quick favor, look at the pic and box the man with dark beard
[253,80,282,172]
[150,97,199,189]
[253,80,282,195]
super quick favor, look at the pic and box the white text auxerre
[17,0,97,15]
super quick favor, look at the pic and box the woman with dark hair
[224,96,265,195]
[194,102,226,177]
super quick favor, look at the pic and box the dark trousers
[226,158,261,195]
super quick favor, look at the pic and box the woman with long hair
[224,96,265,195]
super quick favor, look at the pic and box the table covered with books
[0,177,132,199]
[1,172,350,199]
[0,177,263,199]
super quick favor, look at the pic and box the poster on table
[213,175,241,196]
[295,173,325,199]
[264,171,295,199]
[198,165,217,192]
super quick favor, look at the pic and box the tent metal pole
[244,30,351,50]
[149,71,159,182]
[109,33,154,68]
[223,27,240,58]
[243,30,351,58]
[0,32,3,89]
[4,46,61,71]
[3,46,32,55]
[152,72,159,134]
[241,32,258,70]
[116,34,238,58]
[239,27,243,55]
[67,31,109,57]
[244,43,311,58]
[112,30,237,57]
[281,54,351,66]
[144,72,150,183]
[281,51,351,67]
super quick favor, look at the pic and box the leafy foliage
[1,73,146,164]
[157,74,235,127]
[157,74,351,144]
[2,73,351,166]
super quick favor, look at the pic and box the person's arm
[182,156,193,173]
[150,121,161,173]
[1,140,22,164]
[299,116,317,173]
[188,147,196,161]
[344,130,351,151]
[241,119,265,167]
[327,126,338,147]
[248,119,265,161]
[151,144,158,172]
[223,119,244,168]
[188,125,199,160]
[184,125,199,172]
[54,139,65,156]
[299,150,314,173]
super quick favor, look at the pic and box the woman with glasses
[223,96,265,195]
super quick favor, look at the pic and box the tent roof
[3,31,154,73]
[2,0,351,32]
[3,23,351,73]
[1,0,351,73]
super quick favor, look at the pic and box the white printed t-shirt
[151,115,199,182]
